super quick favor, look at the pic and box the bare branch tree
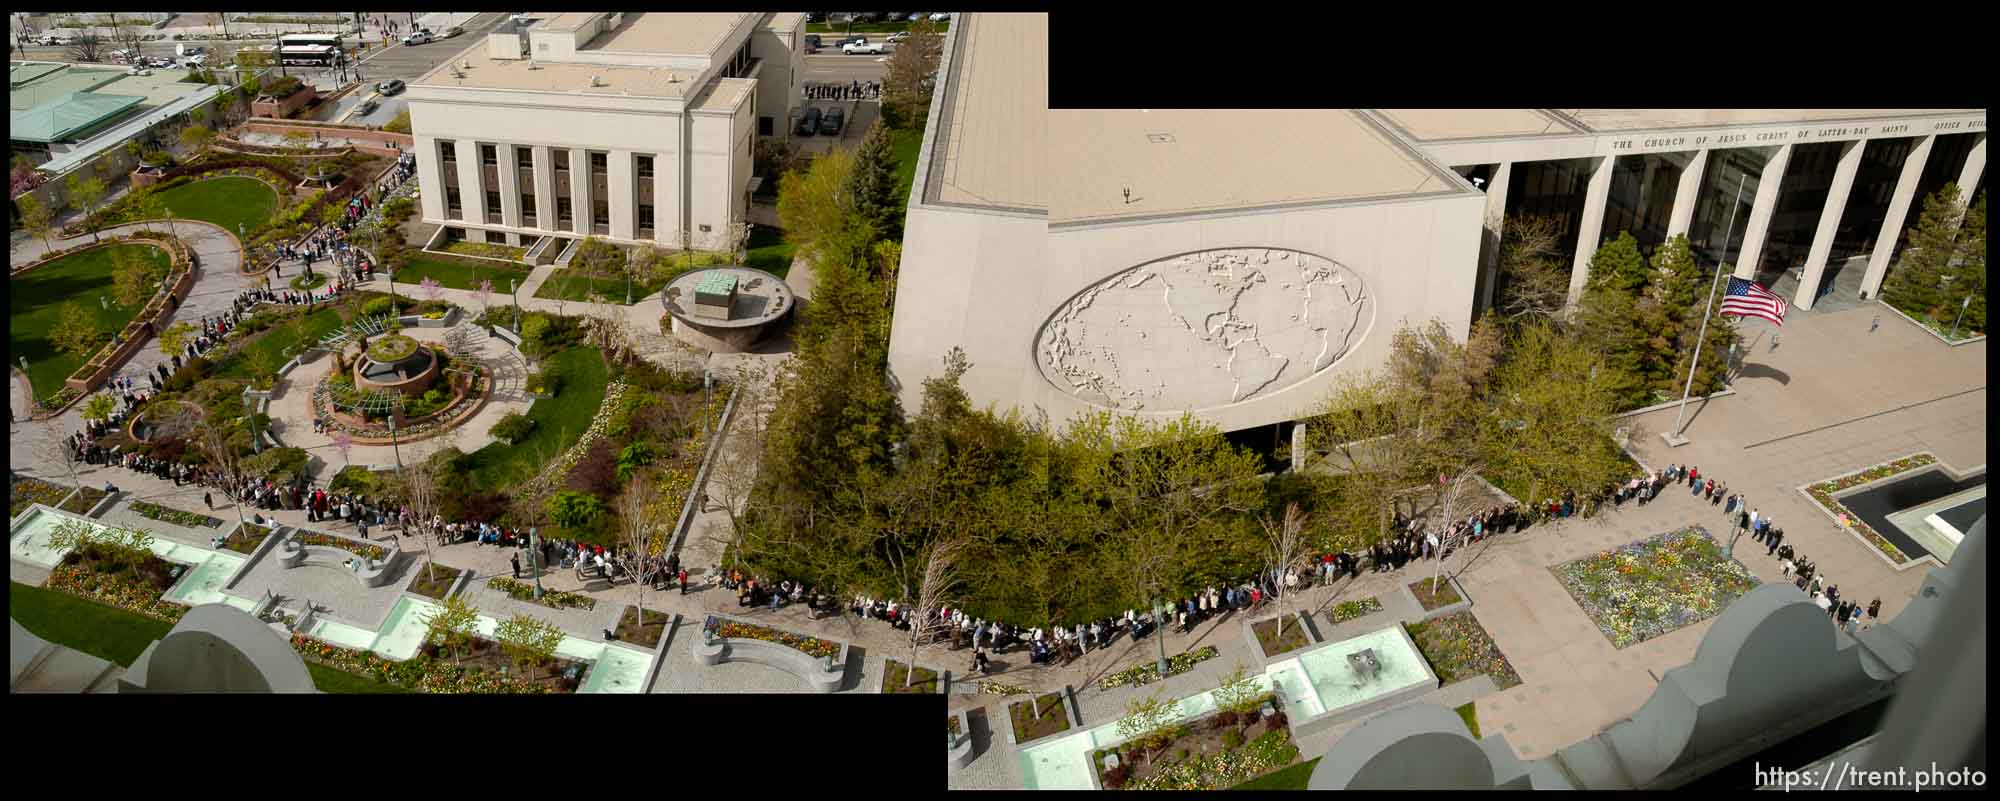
[66,31,107,63]
[1261,502,1312,640]
[194,411,253,531]
[1494,215,1573,322]
[36,416,87,492]
[905,534,966,687]
[614,470,676,628]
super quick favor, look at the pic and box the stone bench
[692,615,849,693]
[276,537,400,588]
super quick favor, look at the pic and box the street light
[99,296,109,310]
[387,264,398,317]
[1949,294,1973,341]
[509,279,519,332]
[387,414,403,474]
[1149,598,1170,676]
[529,525,543,599]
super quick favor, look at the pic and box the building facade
[404,13,801,255]
[890,13,1986,442]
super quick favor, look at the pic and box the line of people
[803,80,880,101]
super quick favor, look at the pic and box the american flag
[1720,276,1787,326]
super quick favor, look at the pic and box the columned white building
[889,13,1986,446]
[404,12,802,255]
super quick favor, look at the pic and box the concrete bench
[692,615,850,694]
[276,538,401,588]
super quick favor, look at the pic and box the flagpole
[1663,174,1745,447]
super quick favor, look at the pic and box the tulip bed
[10,476,75,518]
[288,633,562,694]
[713,620,839,659]
[1097,645,1220,691]
[1551,526,1759,649]
[1325,596,1384,626]
[130,500,224,529]
[488,576,595,611]
[1405,612,1521,690]
[1803,453,1937,564]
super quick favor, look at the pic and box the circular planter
[127,400,206,443]
[353,340,439,398]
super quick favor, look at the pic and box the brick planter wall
[250,87,317,119]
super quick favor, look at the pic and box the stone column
[1477,162,1512,316]
[608,150,635,241]
[1665,149,1710,240]
[1568,155,1616,305]
[569,148,592,236]
[1952,134,1985,224]
[497,143,521,229]
[1859,135,1934,299]
[454,140,483,224]
[1734,143,1793,279]
[1794,139,1866,310]
[532,146,556,234]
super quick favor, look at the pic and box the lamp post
[509,279,519,333]
[1150,598,1170,676]
[100,295,109,310]
[529,525,543,599]
[703,368,714,432]
[1949,294,1973,341]
[387,264,398,317]
[387,413,403,474]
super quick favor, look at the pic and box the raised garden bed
[10,477,75,518]
[130,500,224,529]
[61,486,109,515]
[486,576,596,611]
[1802,453,1938,565]
[1095,696,1300,790]
[1009,693,1072,745]
[883,658,943,694]
[1097,645,1220,691]
[49,543,189,624]
[366,333,420,363]
[1325,596,1385,626]
[1408,577,1464,611]
[1551,526,1759,649]
[1251,615,1314,658]
[291,529,388,562]
[614,605,673,647]
[219,522,274,555]
[407,564,464,601]
[291,633,575,694]
[711,619,839,659]
[1406,613,1521,690]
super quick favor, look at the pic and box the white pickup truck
[843,41,885,55]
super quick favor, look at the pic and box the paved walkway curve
[10,219,252,426]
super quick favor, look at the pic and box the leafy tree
[1492,215,1571,322]
[81,392,118,426]
[846,122,902,242]
[1568,286,1654,409]
[776,147,870,269]
[1116,690,1185,752]
[421,594,481,664]
[495,614,567,679]
[111,246,161,307]
[882,16,943,130]
[180,125,216,153]
[1482,320,1629,509]
[545,489,606,529]
[1586,231,1648,296]
[133,192,169,234]
[1212,662,1267,716]
[66,175,108,243]
[50,302,103,361]
[17,194,58,252]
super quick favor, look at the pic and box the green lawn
[392,253,533,293]
[9,581,403,693]
[891,125,924,206]
[214,305,348,379]
[532,269,667,305]
[460,346,609,490]
[745,224,795,279]
[1231,757,1320,790]
[155,176,279,235]
[10,244,171,399]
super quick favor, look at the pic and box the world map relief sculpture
[1036,247,1372,412]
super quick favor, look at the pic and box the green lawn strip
[532,269,667,305]
[10,244,172,398]
[9,582,401,693]
[393,253,533,292]
[744,224,795,279]
[890,126,923,206]
[1230,757,1321,790]
[155,176,279,234]
[1456,702,1482,738]
[461,346,609,490]
[213,304,347,379]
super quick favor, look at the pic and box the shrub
[524,366,563,396]
[163,356,214,393]
[361,296,394,318]
[615,442,656,483]
[242,446,309,485]
[545,490,605,529]
[490,412,535,444]
[565,440,619,498]
[1222,730,1245,750]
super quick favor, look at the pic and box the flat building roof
[1379,108,1580,140]
[585,12,747,56]
[927,12,1047,213]
[1557,108,1979,132]
[413,45,703,98]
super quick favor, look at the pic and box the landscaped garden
[1325,596,1385,626]
[153,175,279,234]
[744,224,796,279]
[1409,577,1464,611]
[883,658,943,693]
[1097,645,1219,691]
[11,476,77,518]
[130,500,224,529]
[391,251,533,292]
[1803,453,1937,565]
[293,631,577,694]
[218,522,275,555]
[44,519,187,622]
[487,576,596,611]
[290,529,388,562]
[10,243,172,398]
[1406,613,1521,689]
[61,486,108,515]
[1096,668,1300,790]
[1551,526,1759,649]
[614,605,673,646]
[1009,692,1072,744]
[709,618,839,659]
[407,564,464,601]
[1251,615,1314,658]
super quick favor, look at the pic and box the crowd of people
[803,80,880,101]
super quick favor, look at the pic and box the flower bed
[1405,613,1521,690]
[1109,715,1301,791]
[1098,645,1221,691]
[711,619,840,659]
[1325,596,1384,626]
[37,387,82,412]
[288,633,559,694]
[61,486,109,515]
[1551,527,1759,649]
[130,500,224,529]
[46,553,189,625]
[979,680,1030,696]
[221,523,274,555]
[367,334,419,363]
[1803,454,1937,564]
[487,576,596,611]
[291,529,388,562]
[10,477,75,518]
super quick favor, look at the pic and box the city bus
[276,34,344,67]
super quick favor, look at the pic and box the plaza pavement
[9,220,1983,780]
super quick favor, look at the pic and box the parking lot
[791,98,882,155]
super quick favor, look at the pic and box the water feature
[347,595,656,692]
[1018,677,1273,790]
[1295,626,1432,714]
[160,550,249,606]
[305,616,380,650]
[577,643,654,694]
[370,596,440,661]
[8,508,70,568]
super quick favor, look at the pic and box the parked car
[403,30,433,45]
[929,12,952,21]
[906,12,926,21]
[356,98,380,116]
[821,107,845,136]
[39,34,71,46]
[803,34,821,52]
[377,79,406,96]
[180,55,207,68]
[442,26,464,38]
[886,32,909,43]
[842,41,885,55]
[796,106,822,137]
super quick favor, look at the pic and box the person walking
[510,550,522,578]
[678,567,690,595]
[1766,527,1784,556]
[204,491,214,510]
[1867,598,1882,623]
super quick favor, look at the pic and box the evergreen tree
[1645,235,1708,327]
[1569,287,1652,409]
[845,121,902,244]
[1584,231,1648,295]
[1953,192,1986,334]
[1882,183,1967,323]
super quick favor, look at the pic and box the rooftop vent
[590,75,606,87]
[1146,133,1174,144]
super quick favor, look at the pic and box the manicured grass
[155,176,279,234]
[532,269,667,305]
[1408,577,1464,611]
[11,243,172,398]
[461,346,609,490]
[393,253,532,293]
[744,224,795,280]
[9,581,404,693]
[438,241,528,262]
[1009,693,1072,744]
[890,125,923,205]
[213,304,347,379]
[1456,701,1482,738]
[1231,757,1320,790]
